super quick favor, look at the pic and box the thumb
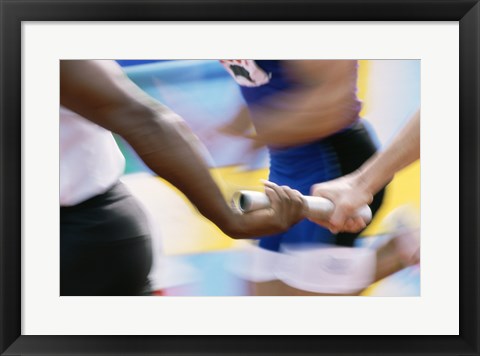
[328,206,349,232]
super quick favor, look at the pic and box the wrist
[350,170,375,199]
[218,210,247,239]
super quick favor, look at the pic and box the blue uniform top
[238,60,295,104]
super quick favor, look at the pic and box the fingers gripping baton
[232,190,372,223]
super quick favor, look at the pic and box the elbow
[337,96,362,127]
[106,102,160,138]
[343,92,362,118]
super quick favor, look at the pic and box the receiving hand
[310,174,373,233]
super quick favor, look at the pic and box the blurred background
[114,59,420,296]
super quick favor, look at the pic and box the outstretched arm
[60,60,305,238]
[310,110,420,233]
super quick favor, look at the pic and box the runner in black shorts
[59,60,306,296]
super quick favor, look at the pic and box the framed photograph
[1,0,478,355]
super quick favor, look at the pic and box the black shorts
[60,182,153,296]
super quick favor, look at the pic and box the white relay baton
[232,190,372,223]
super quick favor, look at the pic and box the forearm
[111,104,242,234]
[121,114,303,238]
[354,111,420,195]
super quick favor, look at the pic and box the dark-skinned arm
[60,60,305,239]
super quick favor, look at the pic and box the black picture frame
[1,0,479,355]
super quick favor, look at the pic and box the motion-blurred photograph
[59,59,420,297]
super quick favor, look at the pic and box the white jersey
[60,107,125,206]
